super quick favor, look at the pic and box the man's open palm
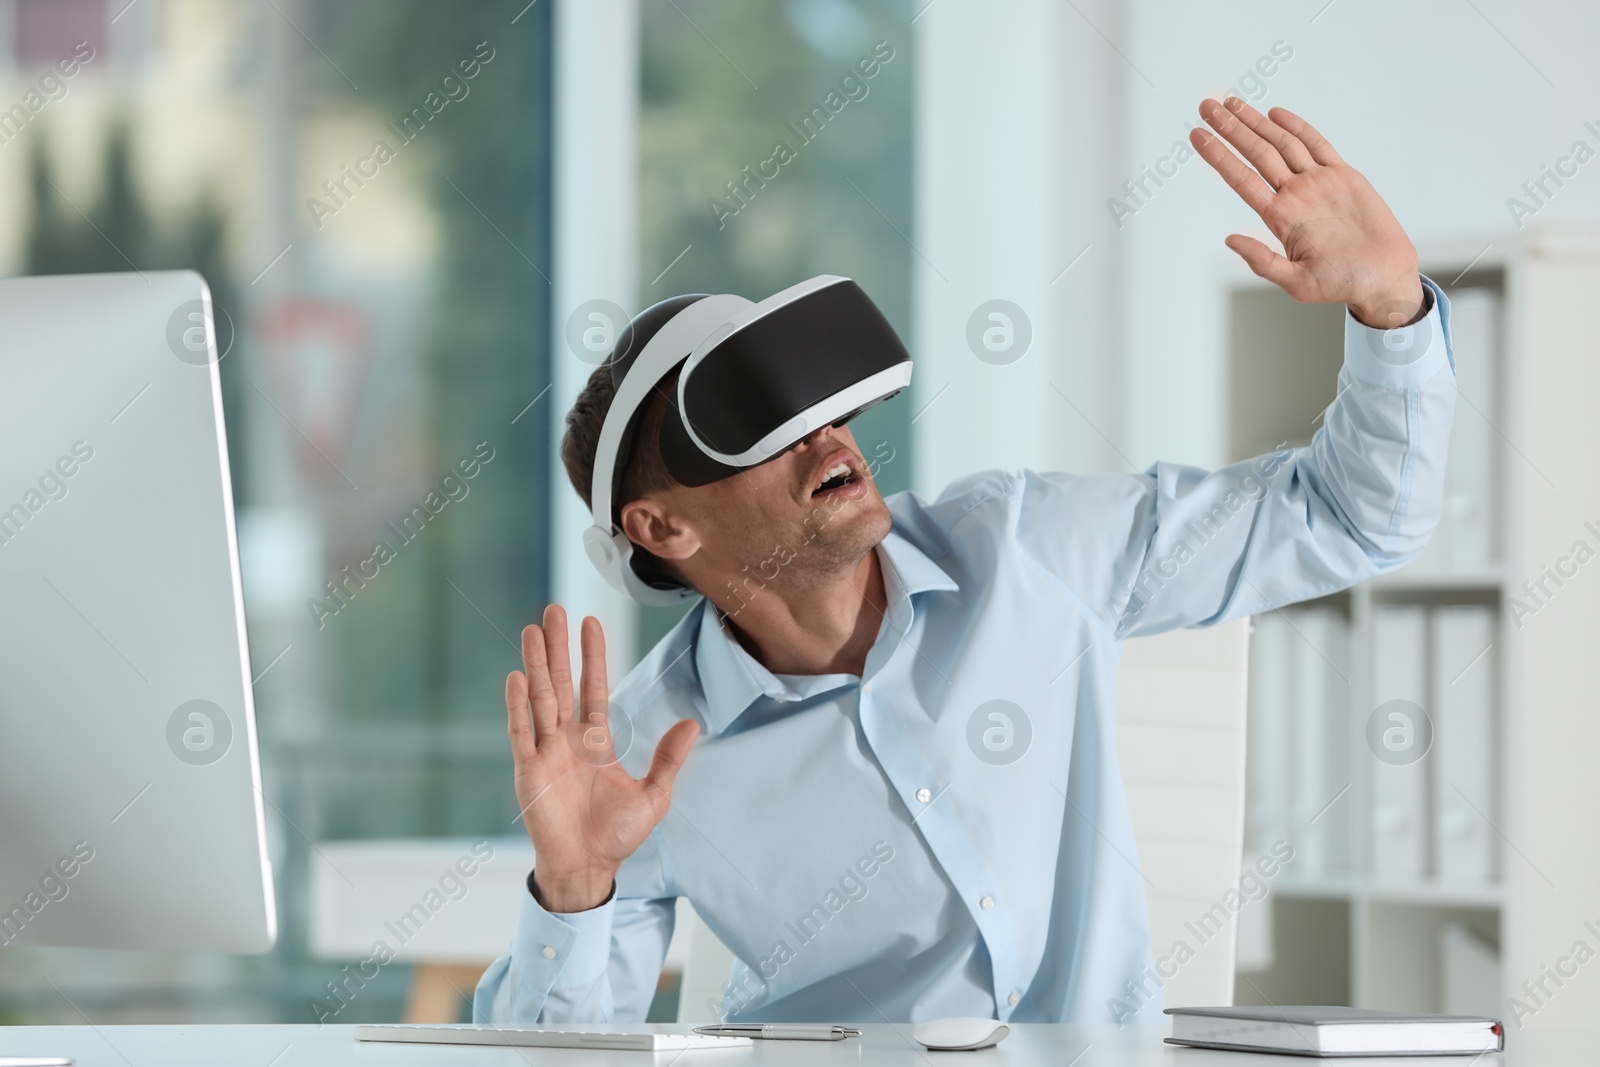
[1191,97,1424,328]
[505,606,699,913]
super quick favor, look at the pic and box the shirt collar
[693,527,959,737]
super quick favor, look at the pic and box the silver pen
[694,1024,862,1041]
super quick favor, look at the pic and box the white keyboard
[354,1024,754,1051]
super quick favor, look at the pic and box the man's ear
[619,496,701,563]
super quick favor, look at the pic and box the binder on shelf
[1431,606,1497,884]
[1416,287,1500,576]
[1246,612,1293,856]
[1370,605,1429,879]
[1439,922,1501,1018]
[1289,607,1349,876]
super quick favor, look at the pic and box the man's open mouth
[814,461,857,495]
[804,446,871,503]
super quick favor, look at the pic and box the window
[0,0,553,1022]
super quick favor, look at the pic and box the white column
[910,0,1122,499]
[1506,236,1600,1028]
[551,0,639,676]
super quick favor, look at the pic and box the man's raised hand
[505,605,700,913]
[1191,97,1425,330]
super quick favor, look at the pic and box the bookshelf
[1226,232,1597,1020]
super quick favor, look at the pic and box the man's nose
[792,425,836,452]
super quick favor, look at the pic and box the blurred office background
[1,0,1597,1031]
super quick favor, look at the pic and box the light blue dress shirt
[476,276,1455,1026]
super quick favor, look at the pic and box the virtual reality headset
[583,274,913,605]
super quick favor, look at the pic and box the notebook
[1164,1005,1503,1057]
[354,1024,753,1051]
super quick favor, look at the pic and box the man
[474,97,1455,1024]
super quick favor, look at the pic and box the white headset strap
[588,293,752,536]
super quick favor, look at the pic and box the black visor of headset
[583,275,913,605]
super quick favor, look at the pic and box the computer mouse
[912,1017,1011,1051]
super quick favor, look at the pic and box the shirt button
[542,945,558,959]
[980,895,996,911]
[862,681,873,695]
[916,787,932,804]
[1008,991,1021,1006]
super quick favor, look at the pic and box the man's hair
[560,362,684,584]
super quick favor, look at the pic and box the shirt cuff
[511,872,617,992]
[1342,274,1452,389]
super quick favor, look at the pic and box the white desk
[0,1024,1576,1067]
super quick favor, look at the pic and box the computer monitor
[0,271,276,952]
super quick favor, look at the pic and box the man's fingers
[1190,127,1275,220]
[1226,234,1301,295]
[543,604,576,722]
[642,718,701,801]
[1220,96,1315,174]
[1266,106,1343,167]
[579,615,609,723]
[505,670,537,760]
[522,623,560,741]
[1199,97,1291,191]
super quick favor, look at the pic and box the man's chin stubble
[778,497,892,588]
[700,496,891,619]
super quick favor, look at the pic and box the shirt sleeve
[1016,274,1456,639]
[472,868,677,1024]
